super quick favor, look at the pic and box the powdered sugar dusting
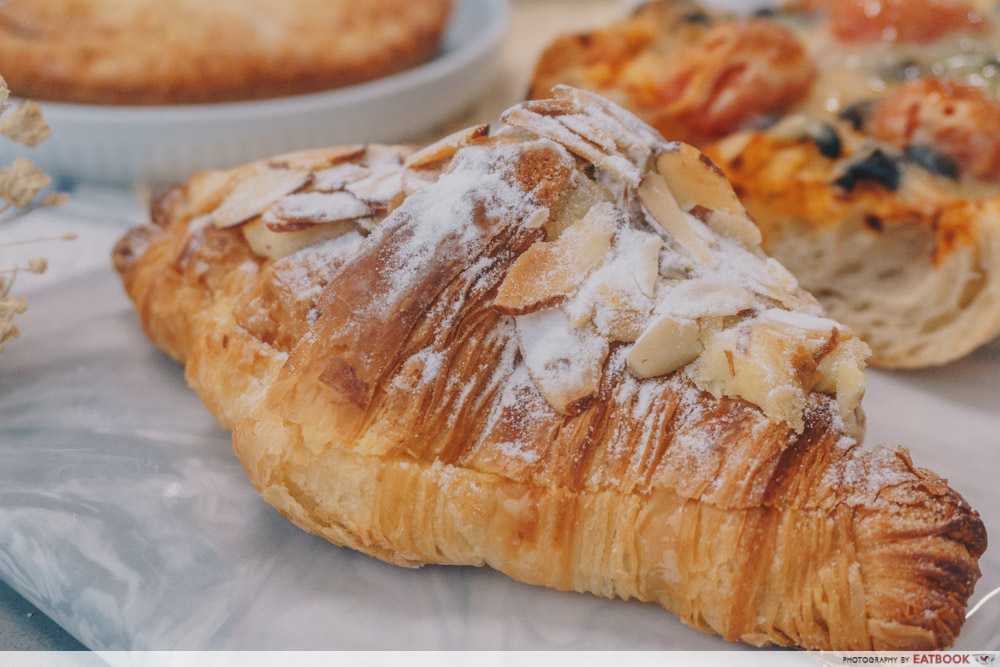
[361,143,553,320]
[264,191,370,224]
[822,444,917,507]
[271,231,364,301]
[312,163,370,192]
[346,167,404,205]
[516,308,608,410]
[760,308,840,331]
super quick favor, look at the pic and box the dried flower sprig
[0,73,68,358]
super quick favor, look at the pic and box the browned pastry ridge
[0,0,452,105]
[529,0,1000,369]
[114,88,986,650]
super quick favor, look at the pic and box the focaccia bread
[114,87,986,650]
[529,0,1000,368]
[0,0,452,105]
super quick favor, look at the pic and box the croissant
[113,87,986,651]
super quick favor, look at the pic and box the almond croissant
[113,87,985,651]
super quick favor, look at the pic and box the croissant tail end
[857,479,987,651]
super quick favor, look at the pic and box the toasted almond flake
[404,124,489,169]
[210,165,312,229]
[633,234,663,298]
[494,203,615,316]
[593,282,649,342]
[345,167,405,206]
[657,281,756,320]
[264,191,371,229]
[704,208,762,248]
[516,308,609,416]
[637,172,714,265]
[312,163,372,192]
[557,113,621,154]
[551,85,664,152]
[185,169,238,214]
[402,165,443,197]
[655,145,746,216]
[524,206,550,229]
[766,258,799,292]
[546,172,612,239]
[270,144,366,170]
[243,218,356,260]
[627,314,702,378]
[503,105,641,185]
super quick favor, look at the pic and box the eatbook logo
[974,656,996,665]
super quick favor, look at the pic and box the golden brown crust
[114,101,986,650]
[0,0,451,105]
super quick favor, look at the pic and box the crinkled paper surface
[0,187,997,651]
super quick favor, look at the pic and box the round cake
[0,0,453,105]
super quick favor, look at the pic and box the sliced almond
[815,336,869,418]
[766,258,799,293]
[704,209,762,249]
[658,281,757,320]
[402,165,443,197]
[593,282,651,343]
[345,168,405,208]
[263,191,371,231]
[688,313,869,434]
[312,162,372,192]
[655,145,746,217]
[494,203,615,316]
[185,168,238,215]
[502,105,641,186]
[565,227,658,340]
[546,172,612,240]
[633,234,663,298]
[689,323,807,432]
[523,206,550,229]
[243,218,356,261]
[627,314,702,378]
[637,172,714,266]
[404,124,489,169]
[551,85,663,153]
[269,144,366,171]
[516,309,608,416]
[209,165,312,229]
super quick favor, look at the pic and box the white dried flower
[43,192,70,207]
[0,73,67,360]
[0,157,51,208]
[0,293,28,355]
[26,257,47,274]
[0,101,52,147]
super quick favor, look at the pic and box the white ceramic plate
[0,0,508,187]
